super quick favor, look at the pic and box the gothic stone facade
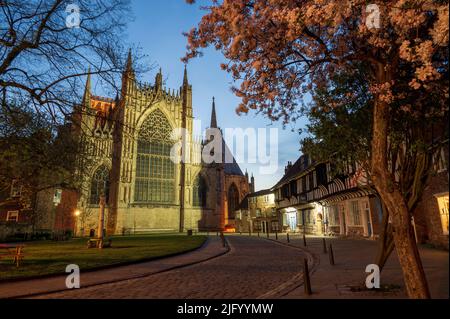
[73,56,250,236]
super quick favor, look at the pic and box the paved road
[33,236,307,299]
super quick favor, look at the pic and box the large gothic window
[135,109,175,203]
[90,165,110,205]
[227,183,239,220]
[193,175,207,207]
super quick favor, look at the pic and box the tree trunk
[371,88,430,298]
[375,203,395,271]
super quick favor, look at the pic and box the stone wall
[77,204,221,235]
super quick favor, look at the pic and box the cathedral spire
[210,96,217,128]
[82,67,91,108]
[183,64,189,86]
[250,173,255,193]
[123,48,135,81]
[125,49,133,73]
[155,67,163,91]
[122,49,135,96]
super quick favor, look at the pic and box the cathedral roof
[223,141,245,176]
[210,97,245,177]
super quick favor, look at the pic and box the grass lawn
[0,234,207,281]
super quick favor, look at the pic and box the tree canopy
[185,0,449,298]
[0,0,135,121]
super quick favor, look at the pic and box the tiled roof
[271,154,314,189]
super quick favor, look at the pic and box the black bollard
[303,258,312,295]
[287,233,290,243]
[258,231,260,237]
[266,230,269,238]
[303,233,307,246]
[322,238,328,254]
[329,243,335,265]
[220,232,226,248]
[275,232,278,240]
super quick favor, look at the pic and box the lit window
[134,110,175,203]
[436,194,449,235]
[351,201,361,225]
[6,211,19,222]
[271,221,280,231]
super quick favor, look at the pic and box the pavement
[0,234,447,299]
[275,234,449,299]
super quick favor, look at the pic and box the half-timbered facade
[273,154,382,238]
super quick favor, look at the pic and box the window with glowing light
[134,110,175,203]
[351,201,362,225]
[436,194,449,235]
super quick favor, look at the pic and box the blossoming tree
[184,0,449,298]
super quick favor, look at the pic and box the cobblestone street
[33,236,307,299]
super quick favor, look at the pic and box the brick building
[414,144,449,249]
[235,189,278,234]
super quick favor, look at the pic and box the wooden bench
[87,238,112,249]
[0,244,25,267]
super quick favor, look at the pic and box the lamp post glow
[74,210,81,237]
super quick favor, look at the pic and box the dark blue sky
[125,0,306,190]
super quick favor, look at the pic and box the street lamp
[74,209,81,237]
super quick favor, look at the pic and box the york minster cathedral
[72,52,254,235]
